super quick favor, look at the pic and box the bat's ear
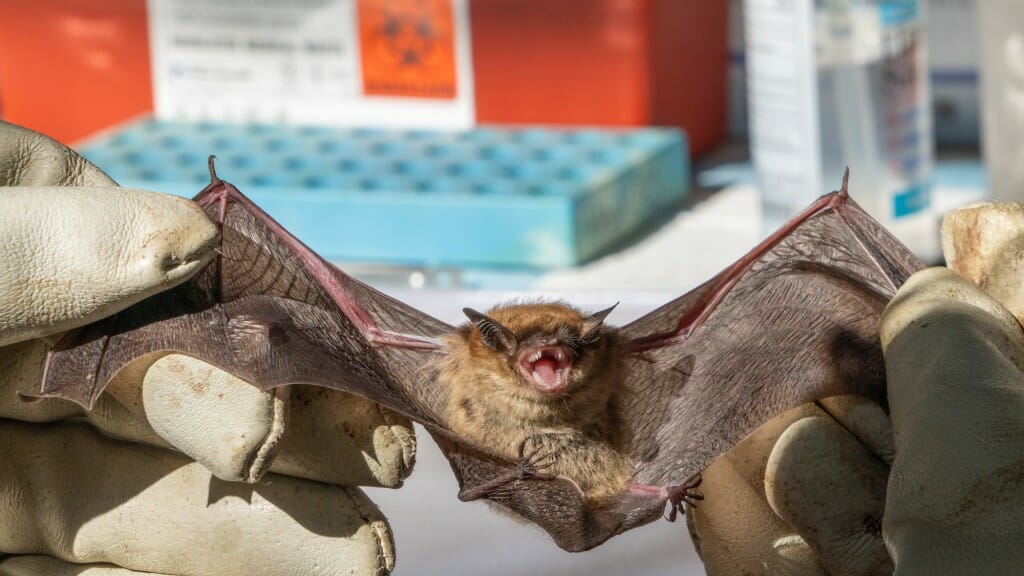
[582,303,617,341]
[463,308,516,353]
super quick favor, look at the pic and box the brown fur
[440,302,633,504]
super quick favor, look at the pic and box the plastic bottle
[745,0,938,260]
[979,0,1024,202]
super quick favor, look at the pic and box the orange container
[0,0,727,154]
[471,0,728,155]
[0,0,151,145]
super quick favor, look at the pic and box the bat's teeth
[555,349,565,361]
[530,351,542,362]
[532,370,542,384]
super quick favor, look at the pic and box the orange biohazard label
[358,0,458,100]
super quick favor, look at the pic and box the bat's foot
[514,435,557,480]
[627,473,704,522]
[665,473,703,522]
[457,436,558,502]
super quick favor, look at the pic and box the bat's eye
[555,325,591,352]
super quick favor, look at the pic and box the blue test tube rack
[78,120,689,268]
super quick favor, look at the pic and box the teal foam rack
[77,120,689,268]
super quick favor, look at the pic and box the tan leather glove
[0,122,414,576]
[687,201,1024,575]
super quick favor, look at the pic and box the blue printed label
[893,183,930,217]
[879,0,918,26]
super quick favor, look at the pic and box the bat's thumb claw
[208,155,222,184]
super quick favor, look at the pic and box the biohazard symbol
[359,0,458,99]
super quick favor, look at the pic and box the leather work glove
[687,201,1024,575]
[0,121,415,576]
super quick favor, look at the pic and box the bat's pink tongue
[521,345,573,393]
[534,357,559,386]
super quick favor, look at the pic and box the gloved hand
[0,121,416,576]
[687,201,1024,575]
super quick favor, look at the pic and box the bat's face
[461,303,617,400]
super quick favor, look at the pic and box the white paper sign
[147,0,474,129]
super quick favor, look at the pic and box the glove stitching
[243,388,288,482]
[813,400,892,468]
[345,487,395,575]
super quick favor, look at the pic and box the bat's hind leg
[458,436,558,502]
[629,472,704,522]
[515,434,559,478]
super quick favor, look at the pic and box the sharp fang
[530,351,541,362]
[555,349,565,361]
[555,369,564,384]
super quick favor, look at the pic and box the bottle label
[745,0,822,230]
[747,0,932,228]
[879,0,932,217]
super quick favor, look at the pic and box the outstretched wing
[43,161,454,426]
[430,180,924,552]
[41,164,645,552]
[42,168,924,554]
[619,182,923,489]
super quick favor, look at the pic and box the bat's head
[460,302,618,398]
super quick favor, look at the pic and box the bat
[443,301,636,507]
[40,160,922,552]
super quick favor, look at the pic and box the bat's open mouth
[518,345,574,394]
